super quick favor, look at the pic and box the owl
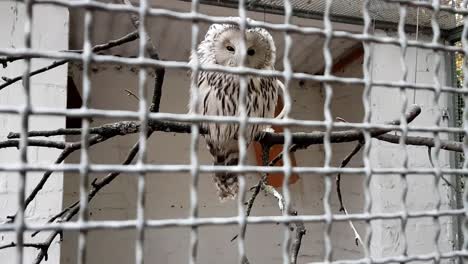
[189,17,285,200]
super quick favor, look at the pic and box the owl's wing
[275,79,287,119]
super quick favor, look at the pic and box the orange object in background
[253,96,299,187]
[253,45,364,187]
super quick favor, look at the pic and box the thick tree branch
[289,209,306,264]
[6,105,429,150]
[0,139,67,149]
[0,30,139,91]
[259,104,421,146]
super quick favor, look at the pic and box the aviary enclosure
[0,0,467,263]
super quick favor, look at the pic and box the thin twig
[0,242,49,261]
[231,144,271,242]
[261,183,306,264]
[342,207,364,247]
[336,142,363,212]
[31,202,78,238]
[121,0,159,56]
[124,89,140,101]
[335,141,364,247]
[4,135,110,223]
[0,30,139,91]
[119,0,165,113]
[427,146,458,190]
[32,138,144,263]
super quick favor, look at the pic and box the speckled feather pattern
[189,17,280,200]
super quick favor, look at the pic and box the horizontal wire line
[1,48,467,95]
[0,163,467,175]
[0,208,465,232]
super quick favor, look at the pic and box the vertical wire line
[281,1,293,263]
[322,0,334,262]
[397,4,409,261]
[237,1,248,263]
[430,1,442,262]
[188,0,200,263]
[78,1,93,263]
[136,0,150,263]
[362,0,373,261]
[413,7,420,104]
[461,0,468,258]
[16,0,33,263]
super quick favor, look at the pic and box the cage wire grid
[0,0,467,263]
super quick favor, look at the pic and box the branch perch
[5,105,443,153]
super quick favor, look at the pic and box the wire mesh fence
[0,0,467,263]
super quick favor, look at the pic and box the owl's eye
[247,49,255,56]
[226,46,235,52]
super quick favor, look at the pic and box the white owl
[189,17,285,200]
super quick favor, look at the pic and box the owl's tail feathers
[213,151,239,201]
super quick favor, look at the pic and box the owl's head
[197,18,276,70]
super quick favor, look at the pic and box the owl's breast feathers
[193,71,279,146]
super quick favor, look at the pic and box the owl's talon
[262,127,275,133]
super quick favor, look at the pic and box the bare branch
[261,183,306,264]
[376,133,462,152]
[0,60,68,90]
[32,135,147,264]
[289,209,306,264]
[124,89,140,101]
[231,144,271,242]
[6,105,430,151]
[0,30,139,91]
[30,21,163,261]
[4,135,111,223]
[427,147,458,190]
[31,201,78,238]
[120,0,159,56]
[0,139,67,149]
[0,242,50,261]
[335,141,364,246]
[336,142,363,212]
[259,104,421,146]
[7,121,142,139]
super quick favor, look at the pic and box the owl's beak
[231,54,248,67]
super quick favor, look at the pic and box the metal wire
[135,0,150,263]
[188,0,201,263]
[0,0,466,263]
[15,0,33,262]
[77,0,93,263]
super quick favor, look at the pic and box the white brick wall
[0,2,68,263]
